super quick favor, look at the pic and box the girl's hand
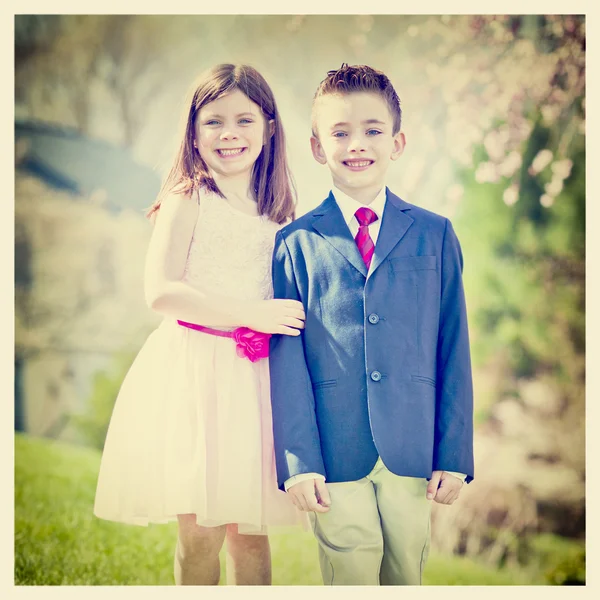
[245,299,305,336]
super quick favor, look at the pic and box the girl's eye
[239,119,253,125]
[205,120,221,126]
[367,129,382,136]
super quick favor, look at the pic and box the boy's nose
[347,138,367,152]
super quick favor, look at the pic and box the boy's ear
[390,132,406,161]
[310,135,328,165]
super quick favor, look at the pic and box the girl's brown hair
[147,64,295,224]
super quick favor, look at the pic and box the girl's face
[194,89,268,180]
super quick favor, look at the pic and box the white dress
[94,190,305,534]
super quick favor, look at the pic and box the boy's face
[311,92,405,203]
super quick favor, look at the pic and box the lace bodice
[183,190,282,302]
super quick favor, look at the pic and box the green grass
[14,434,579,585]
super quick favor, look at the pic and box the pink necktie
[354,206,378,270]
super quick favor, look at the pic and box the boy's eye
[333,132,347,138]
[366,129,382,136]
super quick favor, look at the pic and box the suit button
[368,313,380,324]
[370,370,382,382]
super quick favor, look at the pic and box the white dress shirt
[283,186,466,491]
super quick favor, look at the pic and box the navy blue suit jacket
[269,189,474,487]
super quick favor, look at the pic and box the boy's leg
[310,475,383,585]
[372,460,431,585]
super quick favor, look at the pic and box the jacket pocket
[390,255,437,272]
[411,375,436,388]
[312,379,337,390]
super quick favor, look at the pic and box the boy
[269,64,474,586]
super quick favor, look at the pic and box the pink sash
[177,320,271,363]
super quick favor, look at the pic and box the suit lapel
[311,192,368,278]
[369,189,414,276]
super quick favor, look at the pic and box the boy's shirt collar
[331,186,387,226]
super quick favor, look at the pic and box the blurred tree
[15,14,169,435]
[428,15,585,565]
[15,177,149,357]
[14,175,155,438]
[15,15,182,147]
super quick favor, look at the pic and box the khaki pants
[310,458,431,585]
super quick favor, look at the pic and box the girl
[94,64,306,586]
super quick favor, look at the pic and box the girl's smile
[216,147,247,158]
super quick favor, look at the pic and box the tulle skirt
[94,319,306,534]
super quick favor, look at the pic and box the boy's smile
[311,92,405,204]
[343,158,374,170]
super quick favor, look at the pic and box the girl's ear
[264,119,275,144]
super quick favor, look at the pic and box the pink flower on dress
[232,327,271,362]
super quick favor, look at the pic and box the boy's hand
[288,478,331,513]
[426,470,463,505]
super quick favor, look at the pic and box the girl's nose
[220,129,239,141]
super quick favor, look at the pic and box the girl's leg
[225,524,271,585]
[175,515,226,585]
